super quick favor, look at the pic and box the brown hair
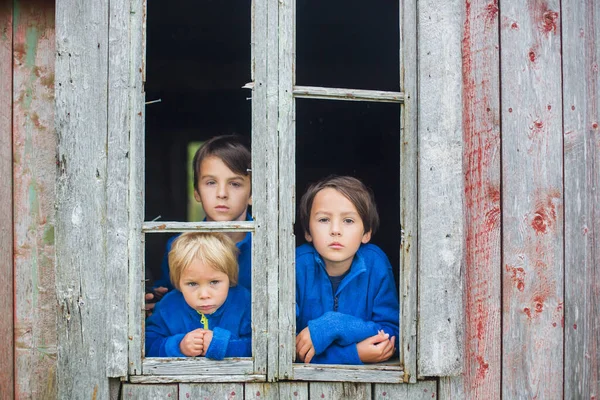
[192,135,251,192]
[169,232,240,290]
[299,175,379,236]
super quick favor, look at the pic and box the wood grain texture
[373,380,437,400]
[399,0,418,383]
[500,1,564,398]
[127,0,145,376]
[0,2,13,398]
[278,0,295,380]
[143,221,255,233]
[292,364,403,383]
[55,0,109,397]
[129,375,265,384]
[308,382,371,400]
[417,0,465,377]
[142,358,253,375]
[0,2,15,399]
[563,1,600,398]
[106,0,130,377]
[245,383,282,400]
[12,1,57,398]
[265,0,280,382]
[179,383,244,399]
[250,0,269,377]
[293,86,403,103]
[444,0,502,398]
[121,383,177,399]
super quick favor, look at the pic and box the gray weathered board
[500,1,564,398]
[417,0,465,377]
[563,1,600,398]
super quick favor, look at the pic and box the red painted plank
[500,1,564,398]
[563,1,600,398]
[12,1,57,398]
[460,0,502,397]
[0,2,14,399]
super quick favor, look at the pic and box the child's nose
[199,287,210,299]
[330,222,341,236]
[217,184,228,199]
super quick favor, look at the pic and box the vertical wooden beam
[399,0,418,383]
[106,0,130,378]
[12,1,56,398]
[251,0,270,377]
[442,0,502,397]
[179,383,244,399]
[278,0,295,380]
[500,1,564,398]
[127,0,146,376]
[417,0,465,377]
[563,1,600,398]
[55,0,110,397]
[308,382,371,400]
[0,2,14,398]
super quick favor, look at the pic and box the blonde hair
[169,232,240,290]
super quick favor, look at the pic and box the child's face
[179,258,230,315]
[305,188,371,273]
[194,156,252,222]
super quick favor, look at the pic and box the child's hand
[296,327,315,363]
[179,328,205,357]
[200,330,214,356]
[144,287,168,317]
[356,330,396,363]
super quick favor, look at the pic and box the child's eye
[205,180,216,186]
[230,181,242,188]
[343,218,355,224]
[318,217,329,223]
[187,282,198,287]
[210,280,220,286]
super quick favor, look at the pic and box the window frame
[127,0,418,384]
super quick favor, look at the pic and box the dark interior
[144,1,400,284]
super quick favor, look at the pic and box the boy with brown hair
[295,175,399,364]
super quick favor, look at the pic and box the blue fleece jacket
[295,243,400,365]
[145,285,251,359]
[153,214,253,292]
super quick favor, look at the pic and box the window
[128,0,418,383]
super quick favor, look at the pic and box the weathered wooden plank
[563,1,600,399]
[130,375,265,384]
[374,380,437,400]
[293,86,404,103]
[308,382,371,400]
[265,0,280,382]
[500,1,564,398]
[278,382,309,400]
[143,221,255,233]
[121,383,177,399]
[417,0,465,377]
[106,0,130,378]
[12,2,57,398]
[0,2,13,398]
[278,0,295,381]
[250,0,269,377]
[245,383,281,400]
[143,358,253,375]
[293,365,404,383]
[399,0,418,384]
[55,0,110,397]
[179,383,244,399]
[128,0,146,376]
[443,0,502,398]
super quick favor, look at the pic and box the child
[145,232,252,359]
[295,175,399,365]
[149,135,252,303]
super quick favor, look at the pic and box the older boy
[150,134,252,300]
[295,175,399,365]
[146,232,251,359]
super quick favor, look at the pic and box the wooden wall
[443,1,600,399]
[0,1,57,399]
[0,0,599,399]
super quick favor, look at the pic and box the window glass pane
[296,0,400,91]
[295,99,401,279]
